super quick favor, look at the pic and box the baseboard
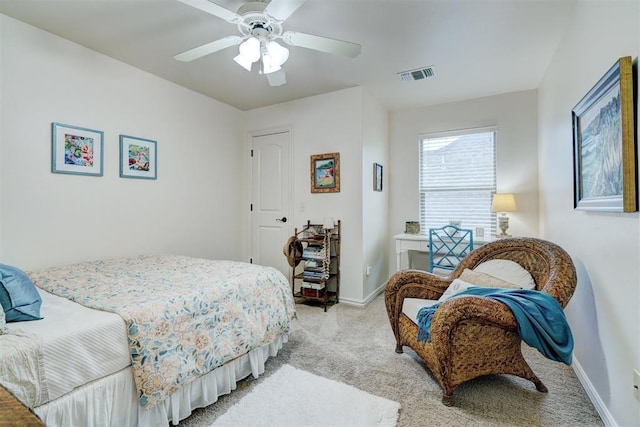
[363,283,386,305]
[336,297,366,307]
[338,283,386,307]
[572,356,617,427]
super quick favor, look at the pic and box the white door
[250,130,292,278]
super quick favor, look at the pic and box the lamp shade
[267,41,289,65]
[262,41,289,74]
[233,54,253,71]
[233,37,260,71]
[491,193,516,213]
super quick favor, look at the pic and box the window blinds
[419,129,497,236]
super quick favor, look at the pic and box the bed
[0,254,295,426]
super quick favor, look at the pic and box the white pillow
[440,268,525,303]
[473,259,535,290]
[438,278,475,302]
[459,269,522,290]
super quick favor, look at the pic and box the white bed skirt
[34,334,288,427]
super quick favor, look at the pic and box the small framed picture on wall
[119,135,157,180]
[310,152,340,193]
[373,163,383,191]
[51,122,104,177]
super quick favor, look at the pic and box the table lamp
[491,193,516,237]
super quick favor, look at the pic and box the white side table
[394,233,430,271]
[393,233,492,272]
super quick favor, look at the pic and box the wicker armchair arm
[385,270,451,341]
[386,270,450,299]
[429,296,517,358]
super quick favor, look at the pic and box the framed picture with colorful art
[51,122,104,176]
[119,134,157,180]
[572,56,636,212]
[310,152,340,193]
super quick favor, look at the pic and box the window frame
[418,126,498,237]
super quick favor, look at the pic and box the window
[419,128,497,237]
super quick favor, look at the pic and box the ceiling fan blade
[282,31,361,58]
[266,69,287,87]
[174,35,242,62]
[264,0,306,21]
[176,0,242,23]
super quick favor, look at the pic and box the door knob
[276,217,287,223]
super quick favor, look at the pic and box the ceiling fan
[175,0,362,86]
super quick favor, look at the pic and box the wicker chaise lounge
[384,237,577,406]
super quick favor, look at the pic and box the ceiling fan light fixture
[261,41,289,75]
[233,53,253,71]
[176,0,361,87]
[234,37,260,71]
[261,55,281,74]
[266,41,289,66]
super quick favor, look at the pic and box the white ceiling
[0,0,575,111]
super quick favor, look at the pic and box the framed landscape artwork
[572,56,636,212]
[310,152,340,193]
[51,122,104,176]
[119,135,157,180]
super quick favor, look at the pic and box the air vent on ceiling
[398,66,436,82]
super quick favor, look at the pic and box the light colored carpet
[210,364,400,427]
[179,293,603,427]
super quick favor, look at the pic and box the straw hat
[283,236,303,267]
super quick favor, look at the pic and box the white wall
[389,90,539,272]
[0,15,245,270]
[538,2,639,426]
[243,87,367,303]
[362,91,390,301]
[243,87,391,304]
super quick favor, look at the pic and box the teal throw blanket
[416,287,573,365]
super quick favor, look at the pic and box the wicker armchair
[384,237,577,406]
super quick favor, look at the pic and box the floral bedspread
[0,332,45,408]
[29,254,295,408]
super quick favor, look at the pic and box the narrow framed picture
[51,122,104,176]
[572,56,636,212]
[119,135,157,180]
[310,152,340,193]
[373,162,383,191]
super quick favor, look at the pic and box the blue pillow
[0,263,43,322]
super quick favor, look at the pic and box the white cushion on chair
[402,298,438,324]
[473,259,535,289]
[401,275,499,324]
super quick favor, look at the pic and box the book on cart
[301,287,325,298]
[301,281,325,290]
[304,259,322,269]
[300,282,326,298]
[302,270,325,279]
[302,246,325,259]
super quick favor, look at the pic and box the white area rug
[211,364,401,427]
